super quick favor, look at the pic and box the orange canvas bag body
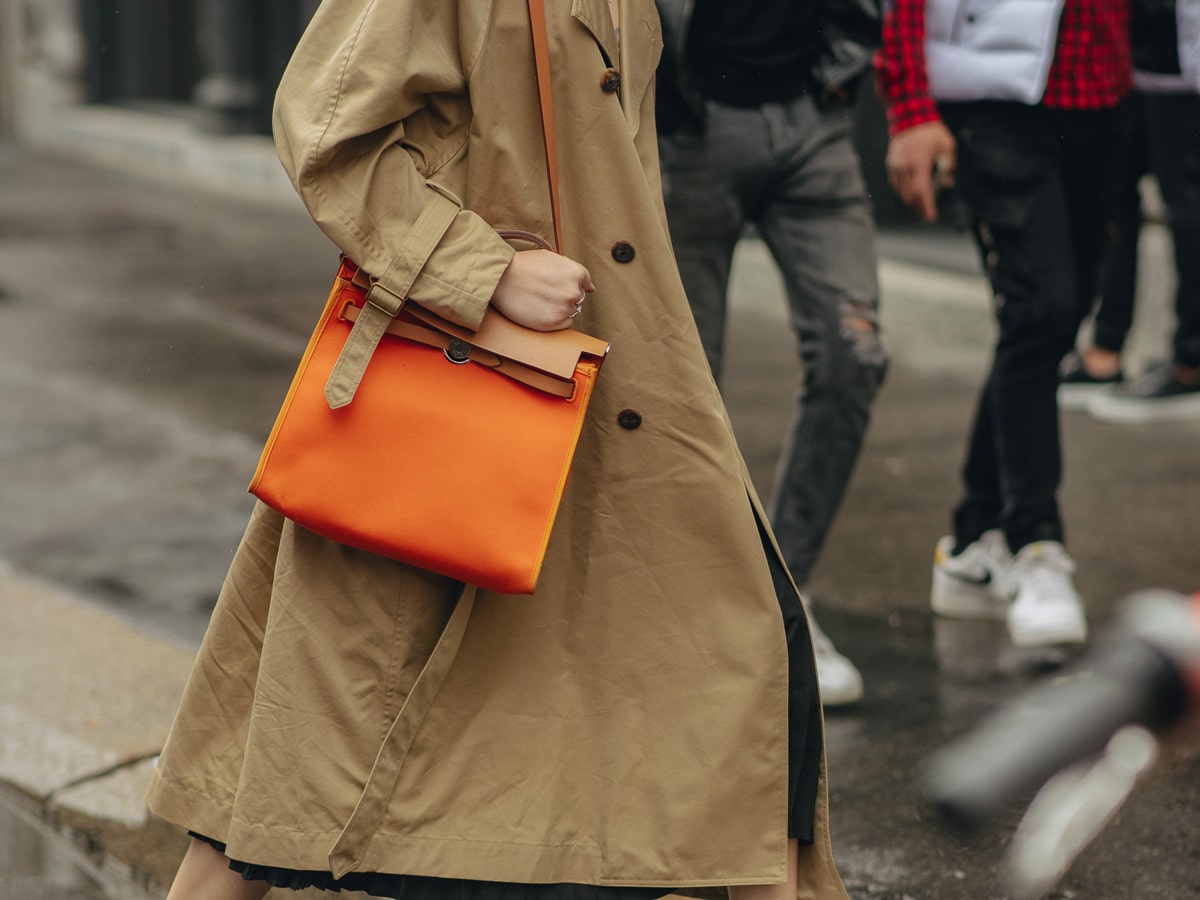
[249,0,607,594]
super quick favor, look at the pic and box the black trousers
[1091,91,1200,369]
[1145,92,1200,370]
[939,102,1121,551]
[1092,94,1146,355]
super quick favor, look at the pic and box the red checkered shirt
[876,0,1132,135]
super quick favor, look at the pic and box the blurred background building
[0,0,904,219]
[0,0,320,205]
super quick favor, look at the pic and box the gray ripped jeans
[659,94,887,585]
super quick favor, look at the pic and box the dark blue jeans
[940,102,1121,552]
[658,94,888,584]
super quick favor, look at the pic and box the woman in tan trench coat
[146,2,850,899]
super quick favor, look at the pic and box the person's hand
[490,249,595,331]
[885,120,957,223]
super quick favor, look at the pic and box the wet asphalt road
[1,141,1198,899]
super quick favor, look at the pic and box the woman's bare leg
[165,838,270,900]
[728,838,799,900]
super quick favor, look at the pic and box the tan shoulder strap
[527,0,563,254]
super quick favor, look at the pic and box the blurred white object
[1006,725,1159,899]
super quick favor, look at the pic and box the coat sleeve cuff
[405,210,514,332]
[372,183,515,332]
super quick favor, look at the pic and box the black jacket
[654,0,882,133]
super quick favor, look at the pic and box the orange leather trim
[348,258,609,380]
[338,301,578,400]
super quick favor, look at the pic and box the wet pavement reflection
[817,605,1200,900]
[0,792,109,899]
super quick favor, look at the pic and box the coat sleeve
[273,0,512,330]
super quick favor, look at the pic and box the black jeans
[1145,91,1200,370]
[939,102,1121,552]
[1092,94,1147,355]
[1091,91,1200,368]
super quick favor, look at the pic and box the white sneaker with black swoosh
[930,530,1013,620]
[1006,541,1087,647]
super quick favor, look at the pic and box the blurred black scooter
[920,589,1200,898]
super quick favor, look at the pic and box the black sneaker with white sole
[1058,352,1124,412]
[1088,363,1200,424]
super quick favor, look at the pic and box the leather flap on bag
[350,265,610,379]
[408,304,609,378]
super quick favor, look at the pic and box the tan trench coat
[145,1,847,897]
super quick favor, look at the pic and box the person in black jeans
[939,103,1121,543]
[1064,0,1200,423]
[1086,92,1200,422]
[654,0,887,706]
[1056,93,1144,409]
[878,0,1131,648]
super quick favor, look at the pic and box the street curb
[0,563,194,897]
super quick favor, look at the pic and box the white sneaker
[802,597,864,707]
[930,530,1012,620]
[1006,541,1087,647]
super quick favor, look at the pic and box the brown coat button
[611,241,635,263]
[600,69,622,93]
[617,409,642,430]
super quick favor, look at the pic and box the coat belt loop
[328,584,478,879]
[324,281,405,409]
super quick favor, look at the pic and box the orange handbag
[248,0,608,594]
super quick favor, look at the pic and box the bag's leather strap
[324,187,460,409]
[349,247,610,378]
[498,228,552,252]
[528,0,562,253]
[338,301,577,400]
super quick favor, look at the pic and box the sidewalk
[0,563,399,900]
[3,119,1197,900]
[0,567,190,898]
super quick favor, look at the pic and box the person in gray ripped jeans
[655,0,888,706]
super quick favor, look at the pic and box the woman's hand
[491,250,595,331]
